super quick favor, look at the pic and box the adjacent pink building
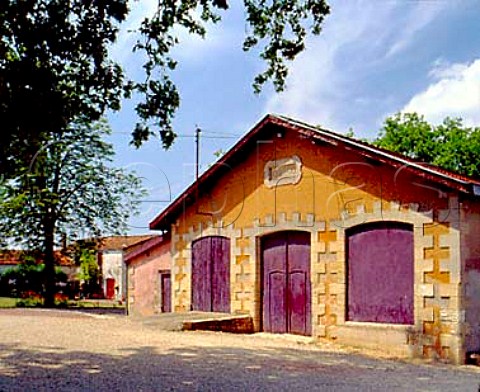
[125,234,171,316]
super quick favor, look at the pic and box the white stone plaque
[264,155,302,188]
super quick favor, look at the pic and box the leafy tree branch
[0,0,330,173]
[373,113,480,178]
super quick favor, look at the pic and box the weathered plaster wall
[101,251,124,301]
[170,129,466,363]
[127,240,171,316]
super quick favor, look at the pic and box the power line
[110,132,241,139]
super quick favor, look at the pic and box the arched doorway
[261,231,311,335]
[347,221,414,324]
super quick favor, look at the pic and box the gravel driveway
[1,309,479,391]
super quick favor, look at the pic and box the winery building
[134,114,480,364]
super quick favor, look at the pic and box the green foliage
[0,0,330,304]
[78,249,99,283]
[243,0,330,93]
[0,259,68,298]
[374,113,480,177]
[0,259,45,297]
[77,246,101,297]
[0,297,17,308]
[0,118,146,305]
[16,297,44,308]
[54,293,69,308]
[133,0,329,145]
[0,118,146,248]
[344,128,355,138]
[0,0,129,176]
[0,0,330,158]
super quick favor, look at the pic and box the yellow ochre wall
[170,128,474,364]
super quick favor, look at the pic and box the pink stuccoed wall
[127,238,171,316]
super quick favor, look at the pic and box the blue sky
[107,0,480,233]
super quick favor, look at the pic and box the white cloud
[384,2,446,58]
[428,58,469,80]
[264,0,450,131]
[402,59,480,126]
[265,2,388,130]
[171,20,231,64]
[111,0,232,70]
[110,0,158,63]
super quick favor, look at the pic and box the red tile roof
[97,235,156,251]
[150,114,480,231]
[0,250,22,265]
[0,250,74,266]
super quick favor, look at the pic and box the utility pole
[195,127,201,182]
[195,127,201,202]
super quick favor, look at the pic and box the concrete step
[182,313,254,333]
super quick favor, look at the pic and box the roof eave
[149,114,479,230]
[149,114,276,230]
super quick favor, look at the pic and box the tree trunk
[43,223,56,307]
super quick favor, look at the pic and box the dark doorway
[105,278,115,300]
[262,231,311,336]
[191,236,230,312]
[159,271,171,313]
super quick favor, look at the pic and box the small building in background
[125,234,171,316]
[96,235,155,301]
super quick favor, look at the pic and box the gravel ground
[1,309,480,391]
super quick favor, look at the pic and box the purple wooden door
[287,232,312,335]
[192,237,211,311]
[161,273,171,313]
[191,236,230,312]
[262,231,311,336]
[347,222,414,324]
[211,236,230,312]
[263,235,288,333]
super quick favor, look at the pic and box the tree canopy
[0,0,330,175]
[374,113,480,178]
[0,118,145,305]
[0,0,128,176]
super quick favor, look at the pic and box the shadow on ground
[64,307,126,316]
[137,311,251,331]
[0,342,478,391]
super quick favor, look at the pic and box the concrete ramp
[182,313,254,333]
[138,311,254,333]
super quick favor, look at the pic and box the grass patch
[0,297,17,308]
[0,297,125,309]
